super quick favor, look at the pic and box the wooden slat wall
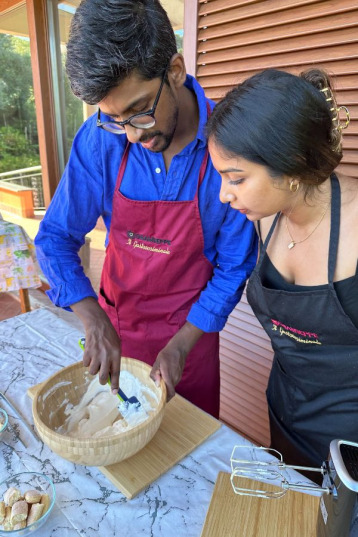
[219,289,272,446]
[196,0,358,445]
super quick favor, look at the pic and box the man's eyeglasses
[97,69,167,134]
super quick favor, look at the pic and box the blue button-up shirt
[35,75,258,332]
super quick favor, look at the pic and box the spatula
[107,378,141,409]
[78,337,141,408]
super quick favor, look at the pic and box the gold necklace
[285,203,330,250]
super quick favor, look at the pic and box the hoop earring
[289,180,300,193]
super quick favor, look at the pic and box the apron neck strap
[115,101,212,196]
[255,175,340,284]
[256,212,281,270]
[197,149,209,193]
[327,173,340,286]
[115,141,131,192]
[196,100,212,195]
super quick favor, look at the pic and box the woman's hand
[150,322,204,401]
[71,297,122,394]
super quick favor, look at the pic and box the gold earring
[289,179,300,193]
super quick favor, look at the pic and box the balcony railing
[0,166,45,209]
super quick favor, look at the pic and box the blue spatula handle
[118,388,129,402]
[117,388,141,405]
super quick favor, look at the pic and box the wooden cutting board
[201,472,321,537]
[28,383,220,499]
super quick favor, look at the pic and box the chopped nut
[0,501,5,524]
[27,502,44,525]
[3,506,13,531]
[4,487,22,507]
[13,520,27,530]
[24,489,42,504]
[10,500,28,524]
[40,493,51,514]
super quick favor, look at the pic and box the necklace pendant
[288,241,296,250]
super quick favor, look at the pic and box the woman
[207,68,357,479]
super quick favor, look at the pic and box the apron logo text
[126,231,171,255]
[129,240,170,255]
[127,231,171,245]
[271,319,321,345]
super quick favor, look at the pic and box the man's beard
[139,105,179,153]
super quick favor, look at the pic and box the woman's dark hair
[66,0,177,104]
[206,69,343,187]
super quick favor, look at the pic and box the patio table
[0,307,330,537]
[0,216,41,312]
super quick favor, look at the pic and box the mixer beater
[230,440,358,537]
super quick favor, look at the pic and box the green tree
[0,126,40,173]
[62,49,84,154]
[0,35,36,129]
[0,34,39,172]
[175,31,183,54]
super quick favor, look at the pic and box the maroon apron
[98,137,220,417]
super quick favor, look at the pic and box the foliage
[175,31,183,54]
[61,49,85,155]
[0,35,37,130]
[0,34,39,172]
[0,126,40,173]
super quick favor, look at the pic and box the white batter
[58,371,159,438]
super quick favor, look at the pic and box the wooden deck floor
[0,292,22,321]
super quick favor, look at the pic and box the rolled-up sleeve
[35,120,105,309]
[187,206,258,332]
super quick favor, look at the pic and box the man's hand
[150,322,204,401]
[71,297,121,394]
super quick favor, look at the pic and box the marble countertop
[0,308,324,537]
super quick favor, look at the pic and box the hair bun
[300,68,332,92]
[300,68,343,154]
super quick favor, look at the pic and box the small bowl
[0,409,9,439]
[0,471,55,536]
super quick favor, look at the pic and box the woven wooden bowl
[32,358,166,466]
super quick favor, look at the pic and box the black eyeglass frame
[97,68,168,133]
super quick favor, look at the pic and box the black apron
[246,174,358,478]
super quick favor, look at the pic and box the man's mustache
[139,131,162,143]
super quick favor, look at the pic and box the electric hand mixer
[230,440,358,537]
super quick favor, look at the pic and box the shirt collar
[184,74,212,149]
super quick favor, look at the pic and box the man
[35,0,257,418]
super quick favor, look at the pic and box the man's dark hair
[66,0,178,104]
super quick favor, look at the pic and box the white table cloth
[0,307,355,536]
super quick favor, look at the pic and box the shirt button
[155,167,161,174]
